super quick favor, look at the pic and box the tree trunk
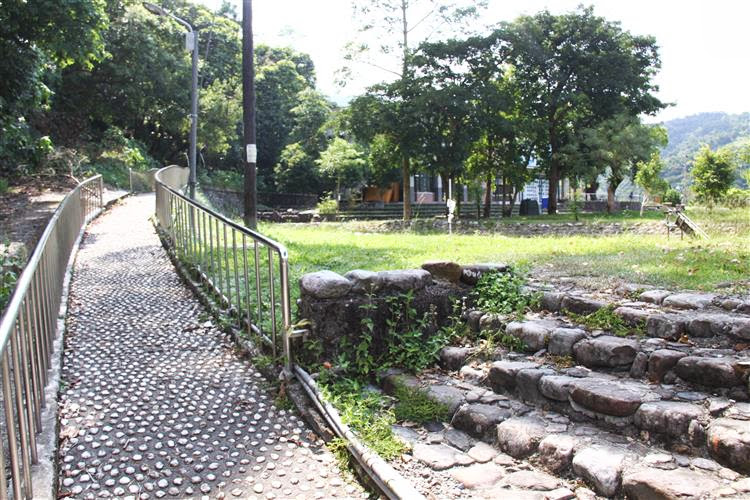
[547,163,559,215]
[508,186,517,217]
[401,156,411,221]
[483,173,492,218]
[607,182,616,214]
[640,194,648,216]
[501,176,507,217]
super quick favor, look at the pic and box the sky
[199,0,750,123]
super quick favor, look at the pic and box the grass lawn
[261,206,749,292]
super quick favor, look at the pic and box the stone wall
[296,262,509,362]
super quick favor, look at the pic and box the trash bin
[519,199,540,216]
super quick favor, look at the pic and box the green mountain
[660,112,750,188]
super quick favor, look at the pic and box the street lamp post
[143,2,199,199]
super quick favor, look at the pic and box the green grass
[393,384,451,423]
[260,206,749,292]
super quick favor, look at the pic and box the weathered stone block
[539,375,580,402]
[424,384,465,415]
[538,434,578,473]
[509,320,557,352]
[540,291,564,312]
[572,446,626,497]
[633,401,705,438]
[516,368,555,404]
[421,261,462,283]
[487,360,538,393]
[572,336,640,369]
[647,349,687,382]
[344,269,381,293]
[496,417,547,458]
[300,270,352,299]
[706,418,750,473]
[413,443,466,470]
[377,269,432,291]
[449,462,504,489]
[629,352,648,378]
[662,292,716,310]
[569,379,644,417]
[622,466,720,500]
[561,295,606,315]
[439,346,474,371]
[674,356,741,388]
[614,306,650,326]
[638,289,672,305]
[645,313,686,340]
[548,328,586,356]
[451,403,511,440]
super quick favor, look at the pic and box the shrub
[472,269,537,315]
[316,194,338,214]
[723,187,750,208]
[663,188,682,205]
[0,178,8,194]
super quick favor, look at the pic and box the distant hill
[660,112,750,188]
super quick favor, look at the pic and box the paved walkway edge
[32,193,130,500]
[153,218,424,500]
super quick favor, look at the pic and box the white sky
[199,0,750,123]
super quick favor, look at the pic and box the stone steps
[457,310,750,399]
[435,341,750,469]
[381,370,750,498]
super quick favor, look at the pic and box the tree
[0,0,107,175]
[691,145,736,206]
[582,115,667,213]
[342,0,484,220]
[634,152,670,215]
[499,7,665,214]
[316,138,367,202]
[273,143,318,193]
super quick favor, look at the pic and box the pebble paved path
[57,195,365,499]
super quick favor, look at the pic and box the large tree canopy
[498,6,665,213]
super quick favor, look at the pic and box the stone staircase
[380,285,750,499]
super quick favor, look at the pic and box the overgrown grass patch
[393,384,451,423]
[566,305,644,337]
[318,376,406,460]
[262,207,749,291]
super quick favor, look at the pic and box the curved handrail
[153,165,293,369]
[0,175,104,498]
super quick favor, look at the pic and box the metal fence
[0,175,103,499]
[154,166,295,369]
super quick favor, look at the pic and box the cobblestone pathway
[57,195,365,499]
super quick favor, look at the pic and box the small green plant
[472,330,527,359]
[393,383,451,423]
[548,354,575,369]
[0,248,24,312]
[381,292,453,373]
[0,178,8,194]
[566,304,644,337]
[472,269,537,316]
[316,194,339,215]
[664,188,682,205]
[318,376,406,460]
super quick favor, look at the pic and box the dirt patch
[0,176,78,260]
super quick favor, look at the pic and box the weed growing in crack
[393,383,451,423]
[472,268,539,316]
[566,305,645,337]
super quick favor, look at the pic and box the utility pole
[242,0,257,229]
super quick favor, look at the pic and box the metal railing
[0,175,103,499]
[154,166,294,369]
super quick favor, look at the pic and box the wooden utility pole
[242,0,257,229]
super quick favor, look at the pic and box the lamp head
[142,2,167,16]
